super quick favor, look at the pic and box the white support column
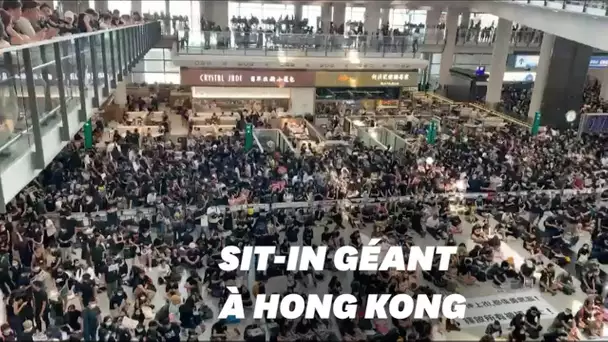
[380,8,389,27]
[131,0,142,14]
[164,0,170,17]
[332,2,346,28]
[212,0,229,30]
[527,33,555,119]
[320,3,331,31]
[485,18,512,105]
[438,9,458,87]
[364,4,381,34]
[460,10,470,27]
[294,3,303,22]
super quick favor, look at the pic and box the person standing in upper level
[9,0,56,41]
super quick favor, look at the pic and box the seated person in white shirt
[426,213,448,240]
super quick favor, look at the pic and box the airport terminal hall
[4,0,608,341]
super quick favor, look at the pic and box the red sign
[180,68,315,87]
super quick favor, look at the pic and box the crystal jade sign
[180,68,315,87]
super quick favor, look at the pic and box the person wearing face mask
[64,304,81,332]
[98,316,114,342]
[109,286,127,319]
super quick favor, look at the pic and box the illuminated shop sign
[181,68,314,87]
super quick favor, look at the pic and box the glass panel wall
[169,0,201,31]
[471,13,499,28]
[132,48,179,84]
[388,9,428,29]
[345,6,365,25]
[229,2,295,21]
[302,5,321,30]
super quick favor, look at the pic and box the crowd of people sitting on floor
[4,85,608,342]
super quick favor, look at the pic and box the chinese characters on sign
[458,290,558,329]
[249,75,296,84]
[181,68,315,87]
[371,73,410,81]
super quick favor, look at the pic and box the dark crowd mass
[1,3,608,342]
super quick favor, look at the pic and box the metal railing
[511,0,608,15]
[0,21,161,171]
[175,27,542,57]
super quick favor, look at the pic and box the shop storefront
[314,71,420,114]
[179,68,315,114]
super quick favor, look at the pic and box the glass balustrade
[0,21,161,171]
[511,0,608,15]
[176,28,541,57]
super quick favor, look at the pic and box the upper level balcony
[0,21,161,209]
[176,27,542,58]
[510,0,608,15]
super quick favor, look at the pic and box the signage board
[315,71,419,88]
[459,290,558,328]
[180,68,315,87]
[589,56,608,69]
[513,55,540,69]
[515,54,608,69]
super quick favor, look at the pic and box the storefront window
[108,0,131,14]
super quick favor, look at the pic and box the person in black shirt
[549,309,573,332]
[64,304,81,332]
[160,318,180,342]
[57,227,74,261]
[509,313,526,342]
[31,281,49,332]
[109,287,128,318]
[184,243,201,269]
[78,273,96,307]
[104,257,121,297]
[211,319,227,339]
[485,320,502,338]
[18,320,34,342]
[524,306,543,339]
